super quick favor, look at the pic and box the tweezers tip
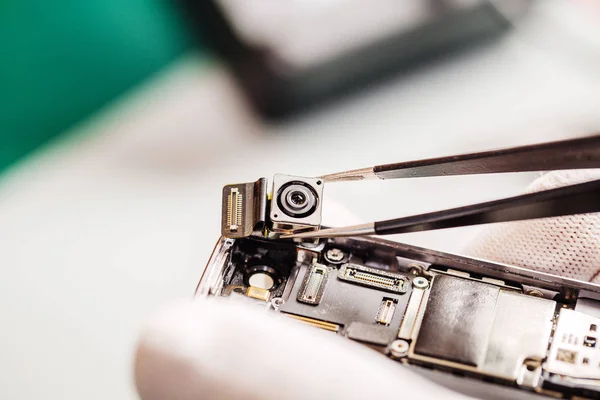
[280,232,323,239]
[320,167,377,182]
[281,223,375,239]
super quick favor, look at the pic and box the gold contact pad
[247,286,270,301]
[226,188,243,232]
[283,313,340,332]
[376,298,397,326]
[297,264,329,305]
[338,263,408,294]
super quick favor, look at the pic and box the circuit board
[197,236,600,400]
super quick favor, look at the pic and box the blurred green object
[0,0,196,172]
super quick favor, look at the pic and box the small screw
[325,248,345,264]
[413,277,429,289]
[389,340,410,358]
[526,289,544,298]
[408,263,424,275]
[271,297,284,308]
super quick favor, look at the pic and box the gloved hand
[465,169,600,282]
[135,298,473,400]
[134,170,600,400]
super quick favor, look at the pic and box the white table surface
[1,3,599,399]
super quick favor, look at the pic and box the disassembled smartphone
[196,174,600,399]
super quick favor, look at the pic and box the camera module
[269,174,323,234]
[278,182,318,218]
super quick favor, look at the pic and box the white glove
[465,169,600,282]
[135,298,472,400]
[135,170,600,400]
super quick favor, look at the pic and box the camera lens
[278,182,318,218]
[289,191,307,206]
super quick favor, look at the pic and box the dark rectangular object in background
[180,0,530,119]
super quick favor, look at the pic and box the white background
[1,2,599,399]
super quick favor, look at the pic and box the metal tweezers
[283,134,600,239]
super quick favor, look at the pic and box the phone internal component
[556,349,578,364]
[346,322,396,346]
[297,264,329,305]
[282,313,340,333]
[221,178,267,238]
[221,285,247,296]
[583,336,597,348]
[398,280,428,340]
[277,182,318,218]
[338,263,408,294]
[545,309,600,380]
[324,248,346,265]
[243,265,281,290]
[481,290,554,380]
[199,229,600,398]
[412,274,555,382]
[269,174,323,233]
[247,272,274,290]
[280,264,410,334]
[226,188,242,232]
[376,298,397,326]
[247,286,270,301]
[414,274,499,366]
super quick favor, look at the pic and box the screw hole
[274,214,278,218]
[316,180,322,185]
